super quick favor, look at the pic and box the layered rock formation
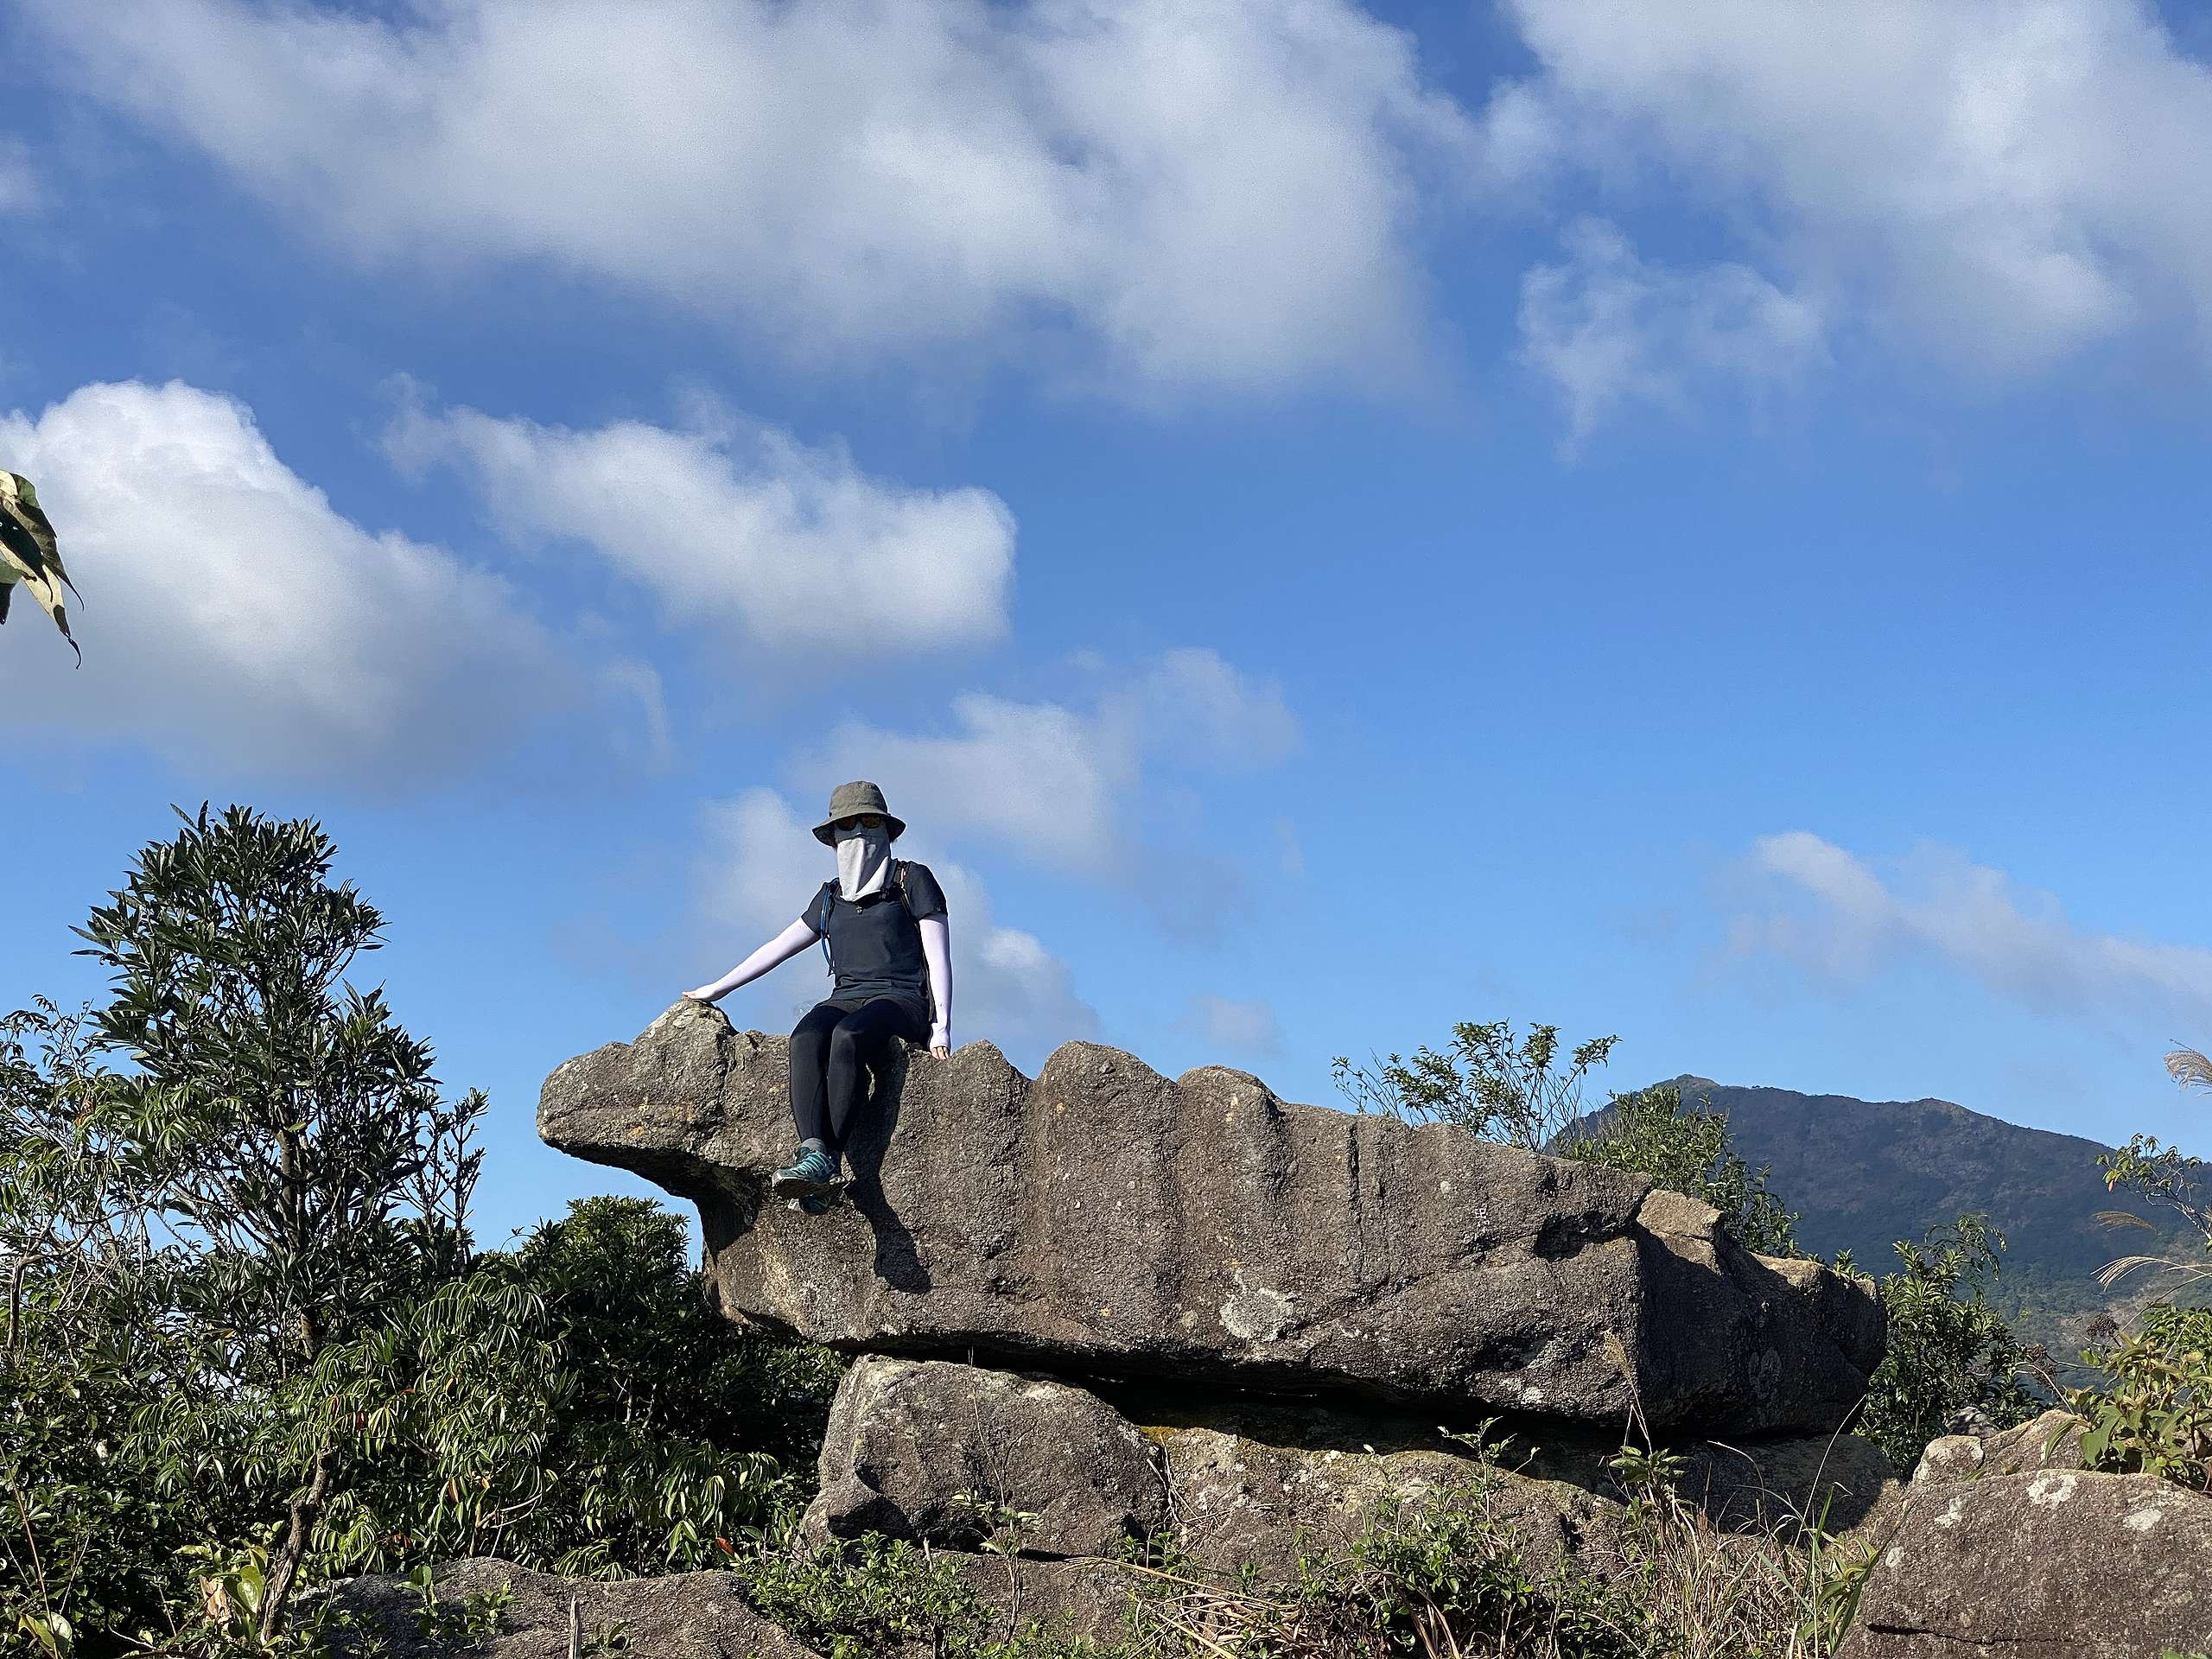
[540,1002,1883,1434]
[353,1004,2207,1657]
[521,1004,1923,1649]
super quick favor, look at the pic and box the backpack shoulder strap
[813,880,837,973]
[893,859,913,913]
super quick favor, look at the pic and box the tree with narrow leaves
[73,803,482,1641]
[0,472,80,664]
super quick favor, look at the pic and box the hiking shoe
[789,1192,836,1216]
[771,1146,842,1198]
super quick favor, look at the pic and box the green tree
[1332,1020,1620,1150]
[3,808,846,1653]
[1559,1083,1802,1256]
[1848,1216,2037,1474]
[69,804,485,1639]
[1,999,178,1652]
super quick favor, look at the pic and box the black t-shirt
[806,860,947,1012]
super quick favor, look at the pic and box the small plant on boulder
[1332,1019,1620,1150]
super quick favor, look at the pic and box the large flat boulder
[1837,1468,2212,1657]
[541,1004,1881,1433]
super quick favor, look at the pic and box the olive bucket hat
[811,779,907,846]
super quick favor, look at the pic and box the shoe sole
[771,1170,845,1198]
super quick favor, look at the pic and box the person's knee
[828,1020,867,1057]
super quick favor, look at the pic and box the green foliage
[305,1195,836,1582]
[1,805,841,1655]
[1560,1084,1803,1257]
[50,803,493,1640]
[1850,1216,2038,1474]
[2060,1042,2212,1493]
[2069,1303,2212,1489]
[1343,1479,1633,1657]
[404,1563,513,1653]
[2098,1131,2209,1241]
[738,1536,1007,1659]
[1081,1421,1870,1656]
[1332,1020,1621,1151]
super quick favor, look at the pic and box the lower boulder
[1838,1461,2212,1657]
[802,1351,1892,1595]
[803,1355,1167,1556]
[1910,1408,2084,1485]
[1161,1423,1625,1581]
[327,1558,819,1658]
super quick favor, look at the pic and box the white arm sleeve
[919,913,951,1045]
[685,915,820,1003]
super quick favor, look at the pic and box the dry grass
[1091,1431,1883,1659]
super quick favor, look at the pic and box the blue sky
[7,0,2212,1247]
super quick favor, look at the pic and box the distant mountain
[1661,1077,2206,1356]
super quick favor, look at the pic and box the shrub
[1332,1020,1620,1150]
[2070,1303,2212,1489]
[1560,1083,1802,1257]
[2064,1042,2212,1493]
[1847,1216,2037,1474]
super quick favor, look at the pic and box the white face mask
[835,826,893,899]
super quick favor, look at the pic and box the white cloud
[691,785,1097,1071]
[1517,218,1827,443]
[386,396,1014,657]
[1726,831,2212,1029]
[0,380,639,783]
[797,647,1300,874]
[1179,992,1285,1058]
[34,0,1478,398]
[1494,0,2212,380]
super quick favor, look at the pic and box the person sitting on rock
[683,780,950,1211]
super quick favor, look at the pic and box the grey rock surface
[1910,1408,2084,1485]
[804,1355,1168,1555]
[802,1350,1891,1591]
[328,1558,818,1658]
[1835,1468,2212,1657]
[1160,1421,1625,1582]
[541,1004,1883,1433]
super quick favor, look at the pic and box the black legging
[789,996,929,1154]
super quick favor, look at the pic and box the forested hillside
[1670,1076,2204,1353]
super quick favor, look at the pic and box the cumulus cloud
[1493,0,2212,380]
[691,786,1097,1071]
[796,647,1300,874]
[1517,219,1827,443]
[386,396,1014,657]
[0,379,642,783]
[32,0,1477,397]
[1726,831,2212,1029]
[1178,993,1285,1058]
